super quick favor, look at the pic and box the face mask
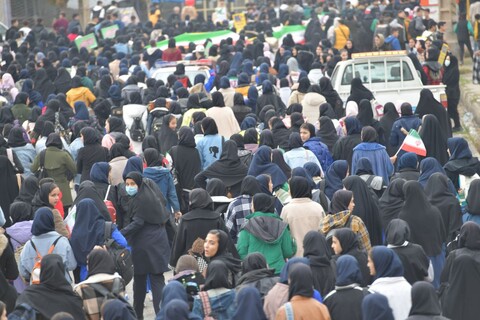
[125,186,138,196]
[445,60,450,67]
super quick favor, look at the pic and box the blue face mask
[125,185,138,196]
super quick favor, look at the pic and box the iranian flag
[272,25,306,44]
[155,30,240,51]
[400,129,427,156]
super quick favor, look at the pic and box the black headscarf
[380,102,399,155]
[199,140,248,187]
[45,133,63,149]
[302,231,335,296]
[288,132,303,149]
[142,135,159,152]
[272,149,292,179]
[259,130,274,148]
[458,221,480,250]
[158,115,178,155]
[241,252,268,274]
[385,218,411,247]
[443,255,480,320]
[203,259,232,290]
[240,176,262,196]
[289,176,312,199]
[126,171,169,225]
[189,188,214,210]
[416,88,451,138]
[212,91,225,107]
[330,189,353,213]
[466,180,480,215]
[443,55,460,87]
[398,181,446,256]
[80,126,101,145]
[252,193,276,213]
[7,127,27,147]
[317,116,338,153]
[201,117,218,135]
[319,77,342,118]
[15,175,39,204]
[409,281,443,317]
[425,173,462,242]
[208,229,241,278]
[343,175,383,246]
[33,68,56,101]
[87,248,116,277]
[288,263,314,300]
[361,293,394,320]
[144,148,164,167]
[16,254,85,319]
[108,116,126,133]
[36,182,57,209]
[357,99,377,127]
[347,78,374,105]
[378,178,405,230]
[419,114,449,166]
[319,103,337,120]
[73,180,111,221]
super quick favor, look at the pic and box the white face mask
[445,60,451,67]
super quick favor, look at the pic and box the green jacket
[237,211,296,274]
[11,104,31,125]
[31,147,76,206]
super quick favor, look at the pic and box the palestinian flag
[272,25,306,44]
[400,129,427,156]
[155,30,240,50]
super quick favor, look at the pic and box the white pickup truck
[329,51,447,112]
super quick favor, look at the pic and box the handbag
[370,99,384,119]
[104,185,117,223]
[34,150,48,180]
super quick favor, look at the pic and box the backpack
[30,236,62,284]
[149,106,170,134]
[88,278,136,319]
[129,113,146,142]
[7,303,37,320]
[198,291,216,320]
[104,222,134,285]
[238,149,253,167]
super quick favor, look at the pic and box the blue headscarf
[90,162,110,184]
[291,167,316,189]
[227,52,243,77]
[362,293,394,320]
[241,60,254,76]
[74,101,89,121]
[163,299,200,320]
[102,299,136,320]
[418,157,446,187]
[336,255,363,286]
[397,152,418,171]
[241,116,256,131]
[279,257,310,283]
[259,63,269,74]
[219,76,230,89]
[247,86,258,112]
[261,80,273,94]
[31,207,55,236]
[447,137,472,160]
[122,156,143,180]
[232,287,267,320]
[344,116,362,135]
[156,281,190,320]
[371,246,404,279]
[278,64,289,79]
[304,162,321,178]
[248,146,287,189]
[70,199,106,264]
[324,160,349,200]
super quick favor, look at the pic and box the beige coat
[280,198,325,257]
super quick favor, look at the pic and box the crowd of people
[0,0,479,319]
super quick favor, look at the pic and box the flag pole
[394,139,406,157]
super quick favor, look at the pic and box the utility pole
[439,0,459,55]
[78,0,91,30]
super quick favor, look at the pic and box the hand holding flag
[396,129,427,157]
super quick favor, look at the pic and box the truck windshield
[341,61,413,85]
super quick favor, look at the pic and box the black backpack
[104,222,134,285]
[130,113,146,142]
[149,106,170,134]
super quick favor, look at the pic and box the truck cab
[330,51,447,112]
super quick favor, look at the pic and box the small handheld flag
[398,129,427,157]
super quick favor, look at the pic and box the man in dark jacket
[389,103,422,153]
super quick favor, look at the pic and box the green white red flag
[400,129,427,156]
